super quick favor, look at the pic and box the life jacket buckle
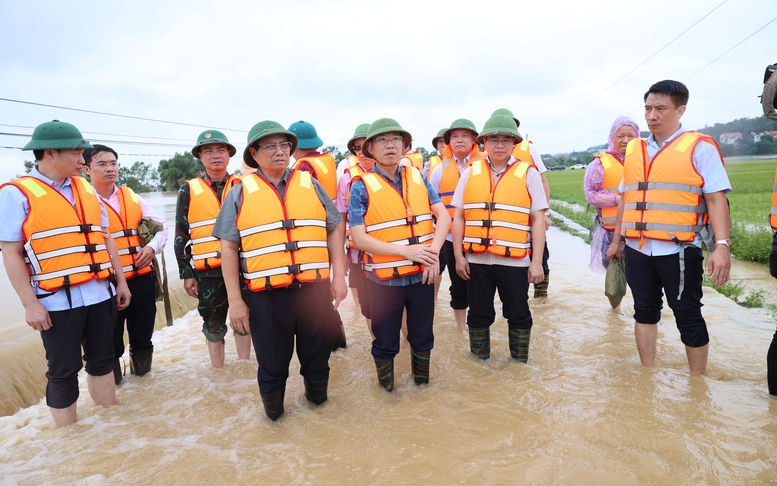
[480,238,491,247]
[635,222,648,231]
[635,202,648,211]
[284,241,300,251]
[84,243,98,253]
[637,181,650,190]
[282,219,296,230]
[481,220,492,228]
[407,236,420,245]
[288,264,301,274]
[78,224,91,233]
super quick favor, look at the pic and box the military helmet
[243,120,298,168]
[347,123,371,154]
[192,129,236,158]
[490,108,521,128]
[443,118,478,144]
[477,114,523,144]
[362,118,412,159]
[22,120,93,151]
[288,120,323,150]
[431,128,447,148]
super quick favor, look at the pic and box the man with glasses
[429,119,487,331]
[214,120,346,421]
[336,123,375,336]
[348,119,449,392]
[175,130,250,368]
[451,114,547,363]
[0,120,131,427]
[83,144,169,384]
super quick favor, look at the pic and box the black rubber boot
[304,378,328,405]
[768,328,777,395]
[469,327,490,360]
[113,358,123,385]
[261,389,285,421]
[509,328,531,363]
[410,348,431,385]
[374,359,394,392]
[533,275,549,298]
[129,346,153,376]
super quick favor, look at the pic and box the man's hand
[25,301,52,331]
[228,298,251,335]
[455,255,470,281]
[403,244,438,266]
[115,281,132,311]
[606,237,623,262]
[135,246,155,269]
[707,245,731,287]
[422,259,439,284]
[528,261,545,284]
[331,276,347,310]
[184,277,198,298]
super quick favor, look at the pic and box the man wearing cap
[423,128,446,178]
[0,120,131,427]
[348,118,449,392]
[289,120,338,202]
[336,123,375,335]
[429,119,487,331]
[82,144,169,384]
[214,120,346,421]
[491,108,553,298]
[451,114,547,362]
[174,130,250,368]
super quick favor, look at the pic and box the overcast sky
[1,0,774,183]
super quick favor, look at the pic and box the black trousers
[247,281,332,395]
[442,240,468,310]
[114,272,156,358]
[368,279,435,360]
[466,263,532,330]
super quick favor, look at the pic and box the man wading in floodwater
[607,80,731,375]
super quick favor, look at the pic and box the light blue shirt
[0,167,113,311]
[348,164,441,286]
[619,125,731,256]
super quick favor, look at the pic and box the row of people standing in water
[0,78,743,428]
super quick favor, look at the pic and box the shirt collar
[30,165,72,189]
[647,123,684,149]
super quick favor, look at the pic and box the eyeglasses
[259,142,293,152]
[92,161,119,169]
[374,135,404,146]
[353,144,363,152]
[485,137,514,146]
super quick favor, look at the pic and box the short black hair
[83,144,118,165]
[644,80,689,108]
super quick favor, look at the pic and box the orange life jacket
[511,140,538,169]
[297,152,337,200]
[354,166,435,280]
[621,132,721,245]
[428,154,442,176]
[236,170,330,291]
[596,152,624,230]
[186,174,240,271]
[403,151,424,170]
[105,186,153,280]
[771,170,777,230]
[462,159,534,259]
[345,163,370,249]
[439,144,487,219]
[3,176,113,292]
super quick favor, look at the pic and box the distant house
[719,132,743,145]
[753,131,777,143]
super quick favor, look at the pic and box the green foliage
[543,150,598,169]
[157,152,200,192]
[742,288,766,308]
[323,145,345,164]
[704,276,766,308]
[23,160,34,174]
[698,116,777,157]
[118,161,158,193]
[730,223,771,264]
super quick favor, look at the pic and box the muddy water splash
[1,227,776,484]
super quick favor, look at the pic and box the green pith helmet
[288,120,323,150]
[431,128,446,148]
[443,118,478,144]
[194,159,206,171]
[491,108,521,128]
[362,118,412,159]
[22,120,93,151]
[347,123,371,154]
[243,120,298,168]
[191,129,237,158]
[477,114,523,144]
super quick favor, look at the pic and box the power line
[537,0,729,135]
[0,123,194,143]
[0,97,247,132]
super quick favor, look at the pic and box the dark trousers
[442,240,468,310]
[624,245,708,347]
[368,280,434,360]
[247,281,332,395]
[115,272,156,358]
[541,242,550,275]
[467,263,532,330]
[349,261,371,319]
[41,297,115,409]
